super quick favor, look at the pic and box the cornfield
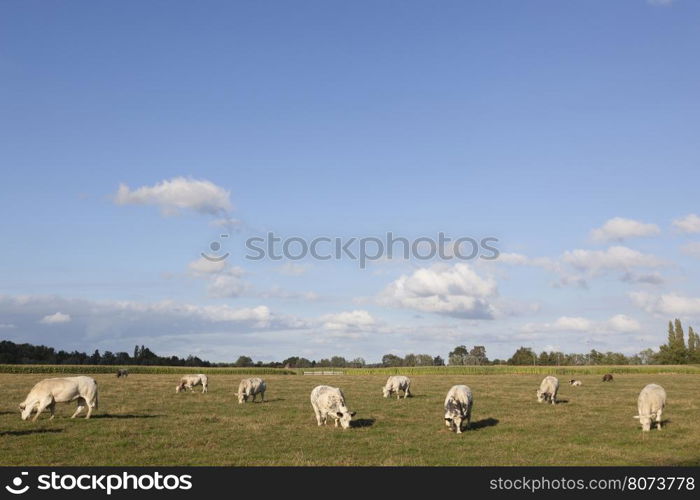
[340,365,700,376]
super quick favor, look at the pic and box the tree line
[1,318,698,367]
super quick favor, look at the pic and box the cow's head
[175,383,184,393]
[19,401,33,420]
[536,389,546,403]
[237,392,246,404]
[382,386,391,398]
[335,409,356,429]
[633,415,653,432]
[444,408,463,433]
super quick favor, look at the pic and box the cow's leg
[33,397,52,422]
[202,384,207,393]
[551,394,556,405]
[71,397,86,418]
[260,391,265,402]
[656,409,663,430]
[312,404,322,426]
[404,386,410,399]
[48,401,56,420]
[465,408,472,430]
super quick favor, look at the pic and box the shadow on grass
[257,398,285,403]
[469,418,499,430]
[92,414,161,419]
[554,399,569,404]
[351,418,375,428]
[0,411,17,416]
[0,429,63,437]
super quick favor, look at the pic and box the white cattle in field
[536,376,559,404]
[634,383,666,432]
[569,379,582,387]
[444,385,473,433]
[382,375,411,400]
[310,385,355,429]
[237,377,266,403]
[176,374,208,393]
[19,376,98,421]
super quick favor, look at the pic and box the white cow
[537,376,559,404]
[237,377,266,403]
[382,375,412,400]
[175,374,208,393]
[19,376,98,421]
[634,383,667,432]
[444,385,473,434]
[310,385,355,429]
[569,379,583,387]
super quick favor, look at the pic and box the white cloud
[39,312,71,324]
[188,257,227,275]
[681,242,700,258]
[672,214,700,234]
[320,310,376,331]
[521,314,640,334]
[207,268,250,298]
[378,263,499,319]
[620,271,665,285]
[606,314,641,332]
[0,323,16,329]
[590,217,660,242]
[562,246,663,275]
[114,177,233,216]
[630,291,700,317]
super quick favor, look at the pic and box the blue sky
[1,0,699,362]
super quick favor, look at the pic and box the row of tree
[2,319,698,367]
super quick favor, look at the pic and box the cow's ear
[350,412,356,417]
[336,412,344,418]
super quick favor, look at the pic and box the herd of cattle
[16,372,667,432]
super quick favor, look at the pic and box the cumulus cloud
[206,268,251,298]
[672,214,700,234]
[378,263,499,319]
[630,291,700,317]
[188,257,227,275]
[562,246,663,275]
[521,314,640,334]
[114,177,233,216]
[590,217,660,242]
[39,312,71,324]
[320,310,376,331]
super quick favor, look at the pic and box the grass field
[1,372,698,466]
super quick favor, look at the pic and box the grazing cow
[19,376,98,421]
[536,376,559,404]
[569,379,582,387]
[382,375,411,400]
[116,369,129,378]
[444,385,473,434]
[310,385,355,429]
[634,384,667,432]
[175,374,208,393]
[602,373,614,382]
[237,377,266,403]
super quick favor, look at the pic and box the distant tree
[234,356,254,367]
[448,345,469,365]
[638,348,657,365]
[381,354,403,367]
[433,355,445,366]
[415,354,434,366]
[468,346,488,365]
[330,356,347,367]
[403,354,417,366]
[508,347,536,365]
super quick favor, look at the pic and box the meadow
[1,370,698,466]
